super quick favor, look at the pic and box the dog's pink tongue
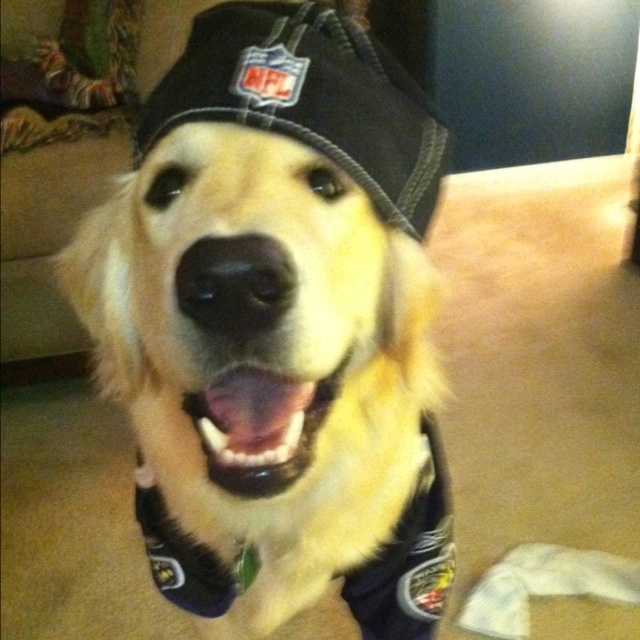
[203,369,315,448]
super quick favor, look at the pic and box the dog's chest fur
[131,355,432,636]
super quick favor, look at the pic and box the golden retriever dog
[57,3,453,639]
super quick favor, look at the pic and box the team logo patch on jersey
[231,44,310,107]
[149,553,186,591]
[397,542,456,621]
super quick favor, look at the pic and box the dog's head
[58,122,445,499]
[58,2,448,501]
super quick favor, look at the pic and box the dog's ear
[383,231,447,410]
[56,179,143,400]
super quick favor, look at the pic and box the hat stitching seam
[343,20,387,80]
[291,2,316,28]
[311,7,333,33]
[322,11,356,56]
[262,22,310,128]
[398,126,448,217]
[135,105,416,233]
[397,119,437,210]
[264,15,289,47]
[399,131,448,217]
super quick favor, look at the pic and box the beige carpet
[2,154,639,639]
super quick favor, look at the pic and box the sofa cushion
[1,256,91,361]
[0,0,67,60]
[1,126,132,261]
[1,0,142,154]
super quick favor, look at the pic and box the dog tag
[234,544,261,594]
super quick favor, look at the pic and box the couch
[0,0,219,372]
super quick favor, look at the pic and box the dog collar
[134,2,449,238]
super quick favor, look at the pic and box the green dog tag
[234,544,261,594]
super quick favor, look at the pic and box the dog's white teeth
[274,444,290,464]
[284,411,305,449]
[219,444,295,468]
[246,454,263,467]
[220,448,287,468]
[221,449,236,465]
[197,417,230,454]
[206,412,306,468]
[235,451,248,465]
[263,449,278,464]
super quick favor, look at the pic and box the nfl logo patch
[231,44,310,108]
[149,553,186,591]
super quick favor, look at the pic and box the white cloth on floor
[458,543,640,640]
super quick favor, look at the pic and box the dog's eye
[145,166,189,210]
[306,167,345,202]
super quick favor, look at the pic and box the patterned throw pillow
[1,0,142,153]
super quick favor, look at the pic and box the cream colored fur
[57,123,445,639]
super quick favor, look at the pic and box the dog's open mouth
[182,364,344,499]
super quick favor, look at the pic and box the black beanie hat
[134,1,449,238]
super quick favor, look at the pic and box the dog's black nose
[175,234,296,335]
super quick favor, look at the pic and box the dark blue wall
[434,1,639,172]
